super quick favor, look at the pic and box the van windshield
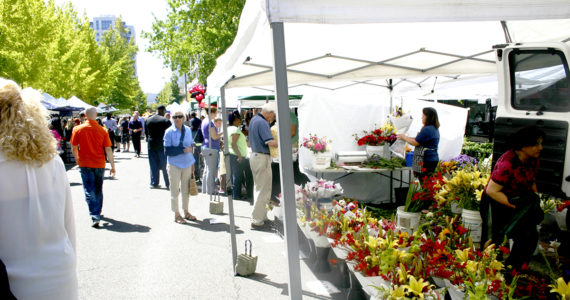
[510,49,570,112]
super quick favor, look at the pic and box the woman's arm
[397,134,420,147]
[209,123,222,140]
[485,179,516,209]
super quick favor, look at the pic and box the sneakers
[91,220,100,228]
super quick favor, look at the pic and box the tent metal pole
[271,21,302,300]
[220,83,238,274]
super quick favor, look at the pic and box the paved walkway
[68,141,348,299]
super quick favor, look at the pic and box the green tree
[0,1,143,106]
[169,74,184,104]
[157,81,173,106]
[142,0,245,83]
[99,17,142,109]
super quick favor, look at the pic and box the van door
[494,43,570,197]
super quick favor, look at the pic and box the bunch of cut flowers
[435,167,489,210]
[301,133,330,153]
[354,121,398,146]
[304,179,343,201]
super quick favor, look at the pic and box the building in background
[90,15,137,74]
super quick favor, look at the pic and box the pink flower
[314,143,323,151]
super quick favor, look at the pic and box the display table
[305,166,413,203]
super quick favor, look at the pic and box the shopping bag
[235,239,257,276]
[209,193,224,214]
[189,175,199,196]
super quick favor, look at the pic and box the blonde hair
[0,79,58,165]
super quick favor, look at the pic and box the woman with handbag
[164,109,197,224]
[397,107,440,184]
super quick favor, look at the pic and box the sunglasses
[172,115,184,119]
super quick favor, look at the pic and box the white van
[494,42,570,198]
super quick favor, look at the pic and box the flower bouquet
[302,134,332,169]
[304,179,343,203]
[436,168,489,211]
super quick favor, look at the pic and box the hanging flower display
[189,84,206,103]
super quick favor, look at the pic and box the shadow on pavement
[183,218,245,234]
[100,216,151,233]
[240,273,342,299]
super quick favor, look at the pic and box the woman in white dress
[0,78,77,299]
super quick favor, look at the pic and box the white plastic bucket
[366,144,390,159]
[397,206,421,235]
[313,152,331,170]
[462,209,483,243]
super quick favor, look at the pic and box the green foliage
[142,0,246,83]
[462,139,493,160]
[0,0,142,107]
[169,74,183,104]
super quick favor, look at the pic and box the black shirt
[145,114,171,150]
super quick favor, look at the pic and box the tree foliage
[142,0,245,84]
[0,0,143,109]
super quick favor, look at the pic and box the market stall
[206,0,570,297]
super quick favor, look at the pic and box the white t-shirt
[0,151,77,300]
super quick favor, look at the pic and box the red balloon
[196,94,204,102]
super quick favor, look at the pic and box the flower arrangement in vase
[354,121,398,147]
[436,168,490,211]
[301,133,330,153]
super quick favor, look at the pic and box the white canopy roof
[266,0,570,24]
[207,0,570,93]
[67,96,94,109]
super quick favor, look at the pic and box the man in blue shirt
[248,103,278,228]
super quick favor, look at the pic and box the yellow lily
[455,248,470,263]
[389,285,406,299]
[403,275,431,299]
[550,277,570,299]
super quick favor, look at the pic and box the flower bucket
[396,206,421,235]
[366,144,390,159]
[555,208,567,231]
[461,209,482,243]
[451,202,463,214]
[313,152,331,170]
[309,230,331,248]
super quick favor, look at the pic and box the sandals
[175,216,187,224]
[184,213,197,221]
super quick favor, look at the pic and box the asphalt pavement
[68,140,349,299]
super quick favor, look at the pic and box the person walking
[164,109,197,224]
[248,103,278,229]
[201,106,222,195]
[120,116,130,152]
[129,111,143,157]
[145,105,171,189]
[0,79,78,299]
[104,113,119,151]
[397,107,440,184]
[70,107,116,227]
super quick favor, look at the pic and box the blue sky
[53,0,172,94]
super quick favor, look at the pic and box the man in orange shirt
[71,107,116,228]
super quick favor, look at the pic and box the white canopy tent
[67,96,94,110]
[207,1,570,298]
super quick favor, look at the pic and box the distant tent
[96,102,118,113]
[40,92,83,112]
[67,96,94,109]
